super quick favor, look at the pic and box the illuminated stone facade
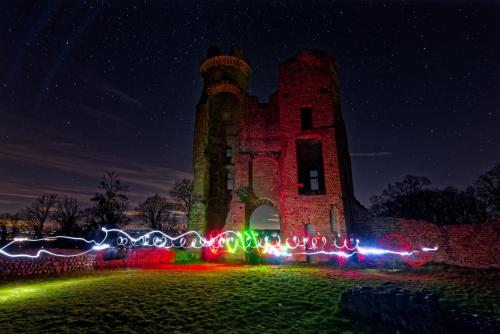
[189,46,363,248]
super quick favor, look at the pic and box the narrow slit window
[300,108,313,130]
[227,170,234,190]
[225,147,232,158]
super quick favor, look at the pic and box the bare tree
[136,194,173,230]
[0,214,7,243]
[475,163,500,218]
[169,179,193,220]
[53,197,83,235]
[5,213,22,239]
[164,212,180,234]
[88,171,130,228]
[23,194,57,238]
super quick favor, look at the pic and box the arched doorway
[249,203,280,231]
[247,202,281,264]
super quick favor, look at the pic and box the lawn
[0,264,498,333]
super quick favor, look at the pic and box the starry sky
[0,0,499,213]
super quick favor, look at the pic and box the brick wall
[0,248,176,278]
[277,50,355,239]
[354,218,500,269]
[0,251,96,277]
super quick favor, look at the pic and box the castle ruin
[189,46,363,258]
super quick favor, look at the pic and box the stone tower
[190,45,251,235]
[190,47,362,258]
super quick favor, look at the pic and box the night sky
[0,1,499,213]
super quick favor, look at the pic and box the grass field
[0,264,498,333]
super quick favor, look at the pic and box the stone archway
[248,202,281,232]
[247,200,281,264]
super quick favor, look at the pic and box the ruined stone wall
[223,92,281,234]
[240,95,280,153]
[0,248,177,277]
[355,218,500,269]
[0,251,96,277]
[191,48,361,247]
[277,50,354,239]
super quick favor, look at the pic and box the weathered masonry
[189,46,365,254]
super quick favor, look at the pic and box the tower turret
[190,46,251,236]
[199,45,251,101]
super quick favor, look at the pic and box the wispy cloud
[0,142,191,211]
[0,181,95,207]
[70,102,134,128]
[77,71,142,107]
[350,152,392,157]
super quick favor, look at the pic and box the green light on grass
[0,275,116,304]
[249,265,271,271]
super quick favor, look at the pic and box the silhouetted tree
[0,214,7,243]
[169,179,193,220]
[23,194,57,238]
[370,176,487,225]
[53,197,84,235]
[475,163,500,218]
[163,213,180,234]
[419,186,487,225]
[136,194,173,230]
[81,208,96,235]
[5,213,22,239]
[370,175,431,219]
[88,171,130,229]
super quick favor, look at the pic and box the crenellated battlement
[200,55,251,77]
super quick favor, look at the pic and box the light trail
[0,228,438,265]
